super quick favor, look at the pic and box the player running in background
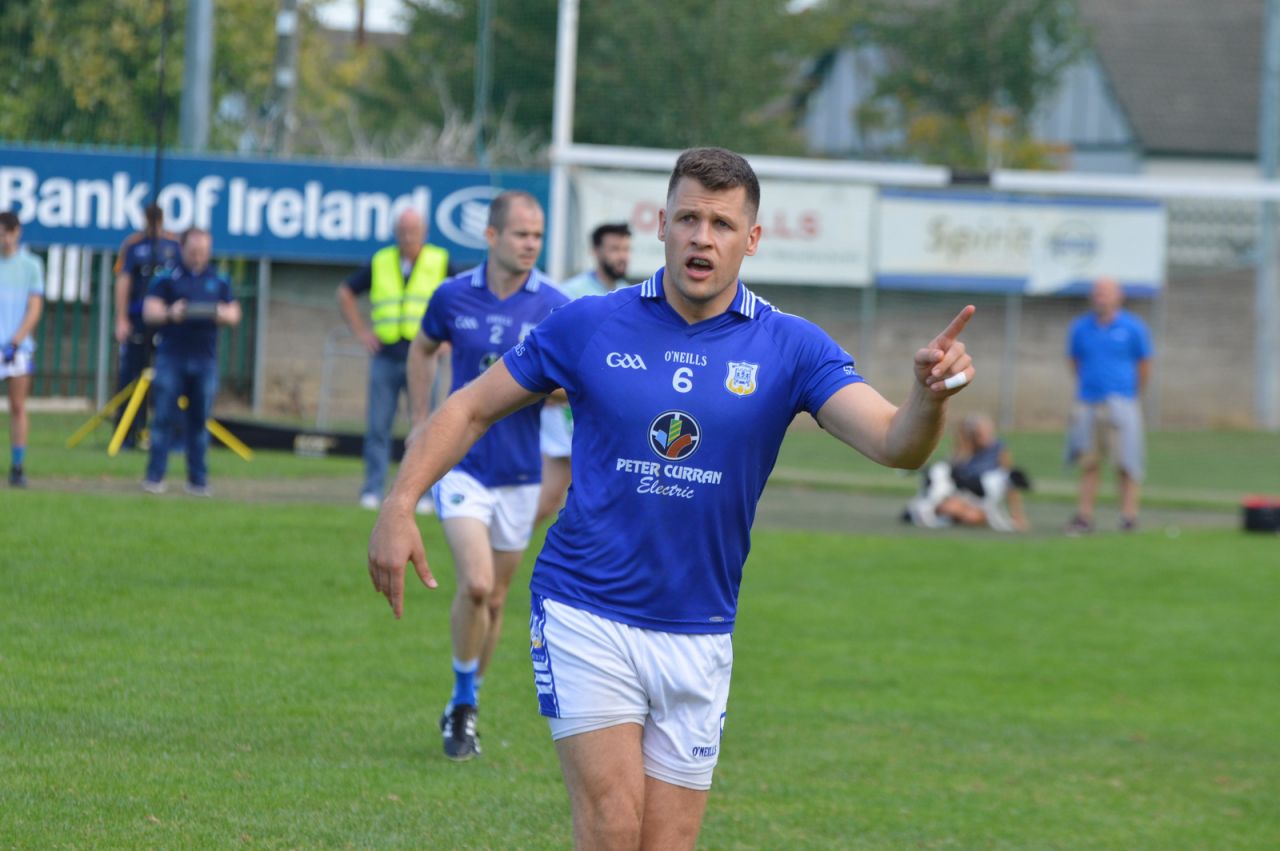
[404,190,568,761]
[535,222,633,527]
[370,148,976,847]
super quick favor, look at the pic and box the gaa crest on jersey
[724,361,759,397]
[648,411,701,461]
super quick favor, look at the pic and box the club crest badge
[724,361,759,397]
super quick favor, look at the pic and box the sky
[312,0,409,34]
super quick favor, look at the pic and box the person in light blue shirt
[1064,277,1153,534]
[403,190,569,762]
[368,148,978,848]
[0,211,45,487]
[535,222,633,527]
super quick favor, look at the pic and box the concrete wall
[257,263,1259,431]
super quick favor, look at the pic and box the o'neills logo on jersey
[725,361,759,396]
[649,411,700,461]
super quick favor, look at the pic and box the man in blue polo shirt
[368,148,977,847]
[1065,276,1153,534]
[403,190,568,761]
[142,228,241,496]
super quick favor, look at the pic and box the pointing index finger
[937,305,976,344]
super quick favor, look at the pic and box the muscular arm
[816,382,948,470]
[816,305,976,470]
[1137,358,1151,394]
[407,329,443,425]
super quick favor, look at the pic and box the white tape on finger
[943,372,969,390]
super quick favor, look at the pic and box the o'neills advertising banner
[876,189,1166,296]
[574,170,874,287]
[0,144,547,264]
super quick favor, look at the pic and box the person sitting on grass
[904,413,1030,531]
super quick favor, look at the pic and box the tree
[0,0,307,153]
[851,0,1085,169]
[353,0,820,164]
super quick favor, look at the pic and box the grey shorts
[1065,396,1146,480]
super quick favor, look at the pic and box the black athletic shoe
[8,466,26,488]
[441,704,481,761]
[1065,514,1093,536]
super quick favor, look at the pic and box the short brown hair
[0,211,20,232]
[487,190,541,232]
[666,147,760,219]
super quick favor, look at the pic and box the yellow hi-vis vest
[370,244,449,344]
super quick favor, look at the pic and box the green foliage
[853,0,1086,168]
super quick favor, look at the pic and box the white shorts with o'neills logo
[529,594,733,791]
[432,469,539,551]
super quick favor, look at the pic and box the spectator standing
[1065,277,1152,533]
[141,229,240,496]
[0,211,44,487]
[337,209,448,512]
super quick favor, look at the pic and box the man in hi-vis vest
[338,209,448,511]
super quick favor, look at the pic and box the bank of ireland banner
[574,170,874,287]
[0,144,548,265]
[875,189,1167,296]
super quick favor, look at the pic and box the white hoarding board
[876,190,1167,295]
[574,170,874,286]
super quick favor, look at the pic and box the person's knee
[575,786,643,848]
[458,572,494,605]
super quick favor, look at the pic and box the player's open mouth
[685,257,713,279]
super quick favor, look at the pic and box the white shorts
[530,594,733,791]
[539,404,573,458]
[0,350,33,380]
[432,469,540,551]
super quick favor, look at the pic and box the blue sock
[450,657,479,709]
[12,447,25,467]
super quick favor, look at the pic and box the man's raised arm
[817,305,976,469]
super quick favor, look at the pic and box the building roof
[1076,0,1263,158]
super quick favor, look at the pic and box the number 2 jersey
[423,263,569,487]
[504,267,866,634]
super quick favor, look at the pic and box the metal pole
[547,0,580,283]
[271,0,300,156]
[1256,0,1280,429]
[154,0,171,198]
[179,0,213,151]
[95,252,113,409]
[253,258,271,416]
[474,0,494,167]
[857,285,876,372]
[1149,289,1168,429]
[998,292,1022,432]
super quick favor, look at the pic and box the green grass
[776,427,1280,507]
[2,415,1279,847]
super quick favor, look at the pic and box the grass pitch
[1,415,1277,848]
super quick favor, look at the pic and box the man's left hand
[914,305,976,396]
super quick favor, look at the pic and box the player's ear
[657,208,667,242]
[744,222,762,257]
[484,225,498,250]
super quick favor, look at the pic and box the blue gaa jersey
[424,263,569,487]
[505,267,865,634]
